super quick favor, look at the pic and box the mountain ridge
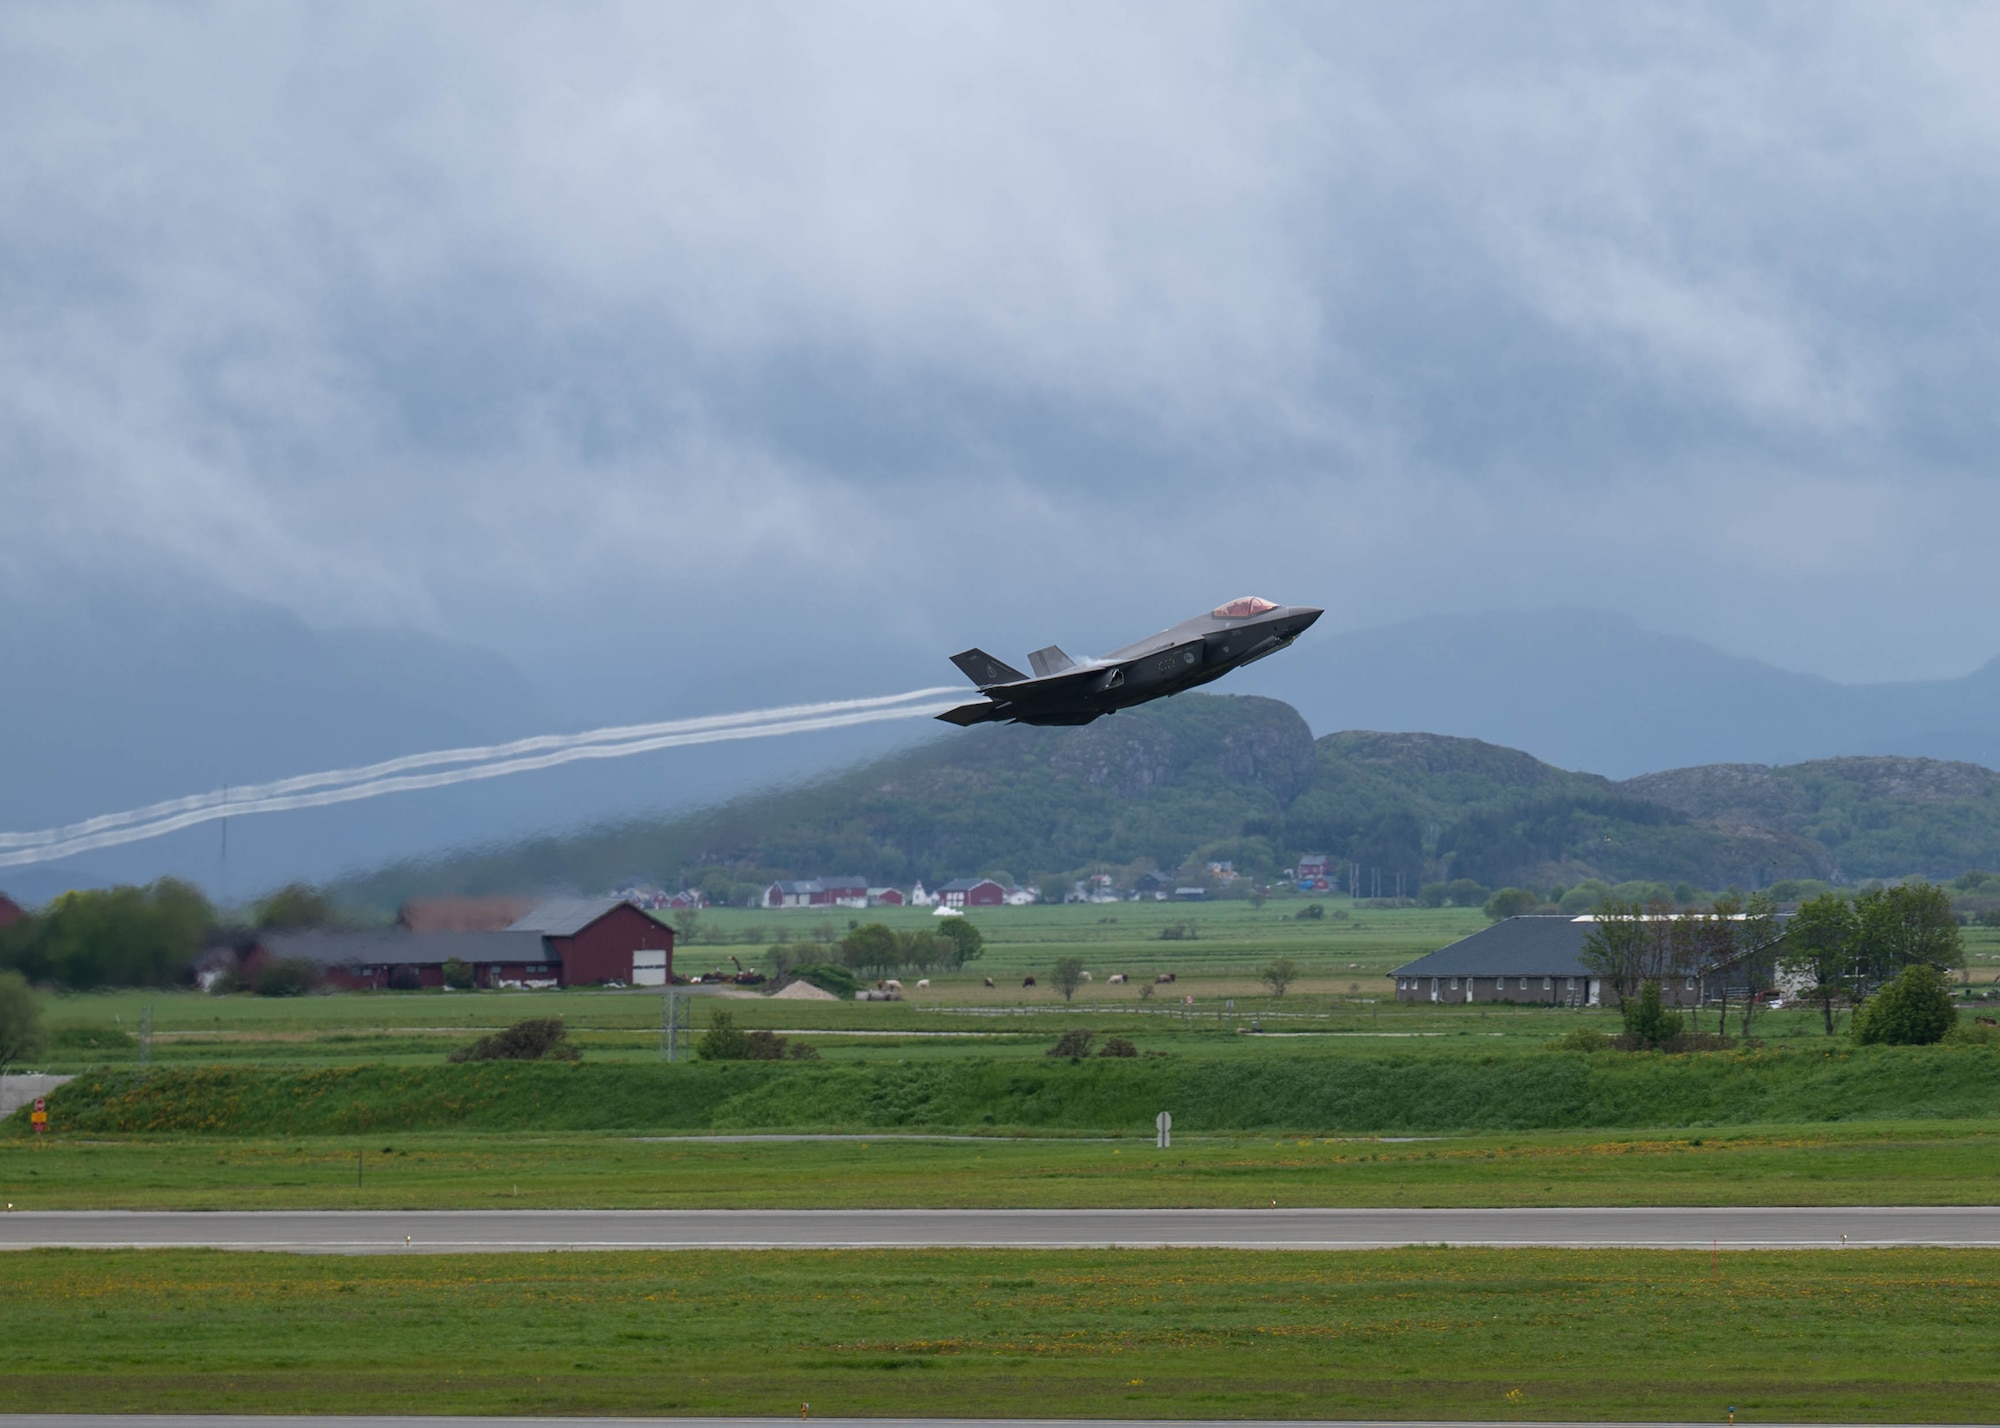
[321,695,2000,913]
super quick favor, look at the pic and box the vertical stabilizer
[1028,645,1076,678]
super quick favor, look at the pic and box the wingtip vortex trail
[0,689,960,868]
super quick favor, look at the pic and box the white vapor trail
[0,688,963,870]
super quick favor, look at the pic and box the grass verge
[26,1044,2000,1137]
[6,1121,2000,1210]
[0,1246,1994,1419]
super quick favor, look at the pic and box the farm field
[5,1119,2000,1211]
[1,1245,1995,1419]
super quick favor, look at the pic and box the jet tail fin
[950,647,1027,687]
[1027,645,1076,678]
[936,700,1007,727]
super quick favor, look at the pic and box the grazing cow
[1023,975,1037,987]
[1080,970,1093,982]
[983,976,995,988]
[916,978,930,989]
[885,979,903,992]
[1156,971,1176,984]
[1107,973,1126,985]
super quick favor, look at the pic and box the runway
[1,1206,1996,1253]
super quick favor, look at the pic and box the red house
[0,894,24,930]
[936,878,1005,908]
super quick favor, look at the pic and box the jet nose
[1288,606,1324,634]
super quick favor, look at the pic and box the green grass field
[2,1245,1994,1420]
[6,1120,2000,1211]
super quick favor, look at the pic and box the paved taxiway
[1,1207,1996,1253]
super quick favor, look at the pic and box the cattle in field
[916,978,930,989]
[884,979,903,992]
[983,976,995,987]
[1023,975,1037,987]
[1156,971,1177,983]
[1107,973,1126,984]
[1080,970,1093,982]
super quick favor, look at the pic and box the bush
[1294,903,1324,921]
[790,964,860,998]
[1620,981,1684,1049]
[1098,1036,1138,1058]
[0,971,48,1068]
[254,957,317,997]
[692,1015,820,1062]
[448,1017,580,1063]
[696,1009,752,1061]
[442,957,475,991]
[1048,1029,1097,1058]
[743,1028,819,1061]
[1259,957,1302,996]
[1483,887,1540,920]
[1943,1020,2000,1047]
[1547,1026,1611,1054]
[1853,964,1958,1046]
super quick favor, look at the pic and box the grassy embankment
[5,1120,2000,1211]
[7,1046,1998,1210]
[32,1044,2000,1137]
[1,1245,1995,1419]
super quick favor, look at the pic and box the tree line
[1580,882,1965,1045]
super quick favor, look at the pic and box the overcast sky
[7,1,2000,703]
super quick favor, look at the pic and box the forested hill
[329,694,2000,912]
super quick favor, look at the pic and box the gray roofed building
[1392,914,1785,1009]
[507,897,631,937]
[266,929,549,968]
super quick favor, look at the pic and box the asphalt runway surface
[0,1418,1982,1428]
[1,1206,1996,1253]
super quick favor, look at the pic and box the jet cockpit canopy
[1211,596,1278,619]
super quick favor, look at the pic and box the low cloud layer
[7,1,2000,690]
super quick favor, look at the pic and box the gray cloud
[5,1,2000,688]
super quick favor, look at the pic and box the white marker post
[1155,1110,1172,1149]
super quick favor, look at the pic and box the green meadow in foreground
[6,1120,2000,1210]
[1,1246,1994,1420]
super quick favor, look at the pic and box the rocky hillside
[329,695,2000,910]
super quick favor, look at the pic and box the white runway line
[0,688,957,867]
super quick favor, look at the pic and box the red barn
[0,894,24,930]
[509,898,677,986]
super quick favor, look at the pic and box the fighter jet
[937,596,1323,727]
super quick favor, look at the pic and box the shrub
[1051,956,1086,1001]
[1620,981,1683,1049]
[1943,1020,2000,1047]
[1259,957,1302,996]
[1294,903,1325,921]
[1547,1026,1611,1054]
[1853,964,1958,1046]
[1483,888,1541,920]
[744,1024,820,1056]
[0,971,48,1068]
[254,957,317,998]
[1098,1036,1138,1058]
[696,1009,752,1061]
[791,964,860,998]
[441,957,475,991]
[1048,1029,1096,1058]
[448,1017,580,1063]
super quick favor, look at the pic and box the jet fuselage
[937,597,1323,727]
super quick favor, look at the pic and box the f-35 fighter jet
[937,596,1322,727]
